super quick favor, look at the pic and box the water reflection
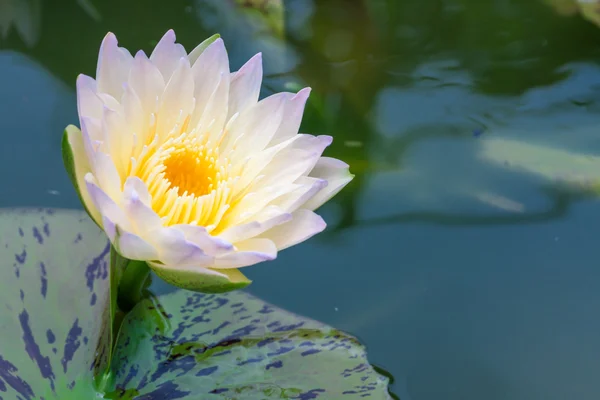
[3,0,600,399]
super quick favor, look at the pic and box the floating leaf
[0,209,393,399]
[107,290,393,399]
[479,138,600,193]
[0,208,111,398]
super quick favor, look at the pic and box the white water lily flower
[63,30,353,292]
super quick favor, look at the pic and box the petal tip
[101,32,118,47]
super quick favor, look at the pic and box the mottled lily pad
[0,208,111,399]
[0,209,393,399]
[108,291,392,399]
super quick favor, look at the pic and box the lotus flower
[63,30,353,292]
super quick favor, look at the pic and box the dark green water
[3,0,600,399]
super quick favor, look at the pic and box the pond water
[2,0,600,399]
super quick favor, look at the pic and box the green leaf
[106,290,393,399]
[149,262,252,293]
[0,209,393,399]
[0,208,111,398]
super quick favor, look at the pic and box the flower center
[162,146,218,197]
[129,132,236,229]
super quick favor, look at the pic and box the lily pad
[479,137,600,193]
[0,209,393,399]
[107,291,392,399]
[0,208,111,399]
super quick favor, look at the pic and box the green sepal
[61,126,100,228]
[150,263,252,293]
[188,33,221,64]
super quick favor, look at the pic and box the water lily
[63,30,353,292]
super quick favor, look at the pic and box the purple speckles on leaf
[210,388,228,394]
[301,349,321,357]
[272,322,305,332]
[238,357,263,366]
[211,321,230,335]
[265,360,283,370]
[43,223,50,237]
[19,290,24,301]
[85,241,110,292]
[258,305,274,314]
[90,293,97,306]
[267,346,294,357]
[195,366,218,376]
[61,319,82,373]
[15,250,26,265]
[257,338,274,347]
[74,233,82,244]
[136,381,190,400]
[18,310,55,390]
[18,227,24,237]
[46,330,55,344]
[32,227,43,245]
[121,365,139,388]
[0,356,35,399]
[40,263,47,298]
[297,389,326,399]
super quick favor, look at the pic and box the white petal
[198,73,230,144]
[128,50,165,120]
[304,157,354,210]
[80,117,101,167]
[217,205,291,244]
[213,238,277,269]
[123,176,152,205]
[260,209,326,250]
[65,125,102,225]
[116,226,159,261]
[172,224,233,256]
[228,53,262,120]
[120,83,144,162]
[96,32,133,99]
[229,133,298,191]
[156,57,194,142]
[190,38,230,137]
[80,115,103,145]
[223,183,297,228]
[122,178,162,233]
[101,215,117,243]
[150,227,213,266]
[268,87,311,147]
[149,29,187,82]
[221,92,288,156]
[92,151,122,201]
[84,174,130,231]
[273,177,328,213]
[76,74,102,120]
[258,135,333,188]
[101,106,129,178]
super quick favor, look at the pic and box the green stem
[117,260,152,313]
[98,249,152,394]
